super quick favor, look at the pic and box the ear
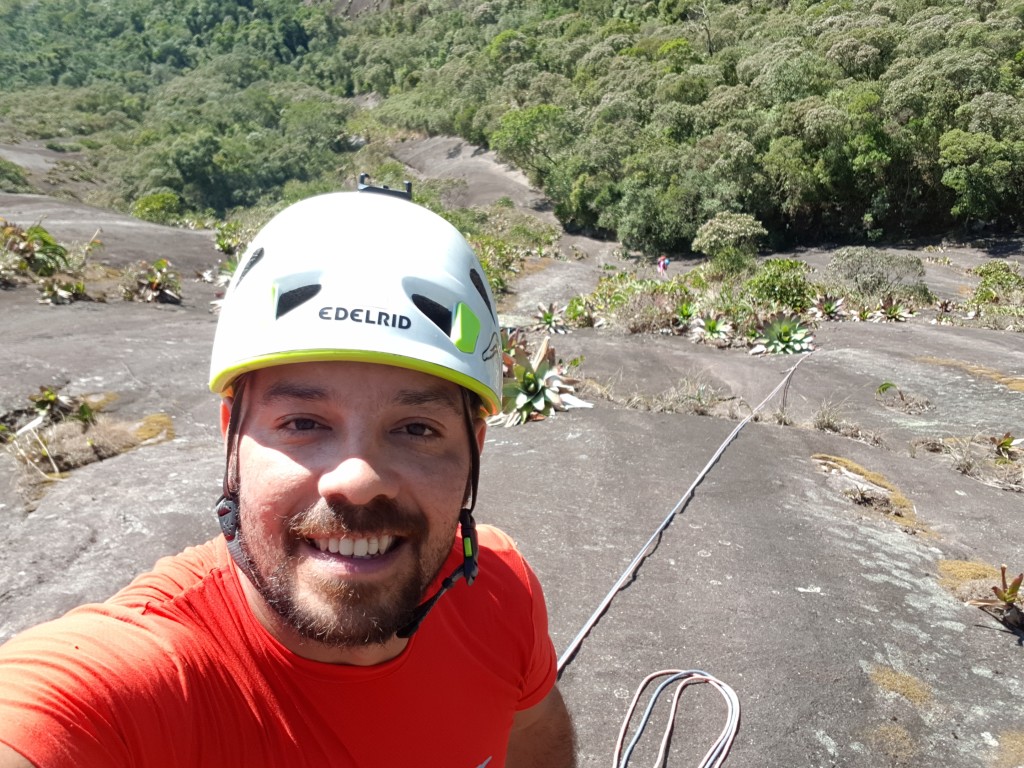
[219,399,232,441]
[473,417,487,455]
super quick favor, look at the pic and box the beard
[237,496,456,647]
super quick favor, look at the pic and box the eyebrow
[259,381,330,405]
[259,379,463,415]
[393,386,463,415]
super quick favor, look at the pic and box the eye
[400,422,437,438]
[285,417,322,431]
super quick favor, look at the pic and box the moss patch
[812,454,928,533]
[865,722,917,764]
[8,411,176,511]
[936,559,1000,595]
[868,664,932,707]
[996,731,1024,768]
[917,357,1024,393]
[134,413,175,443]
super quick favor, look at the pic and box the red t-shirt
[0,526,556,768]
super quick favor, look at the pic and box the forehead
[247,361,464,412]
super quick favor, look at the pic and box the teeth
[311,534,393,558]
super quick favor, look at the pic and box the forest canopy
[3,0,1024,253]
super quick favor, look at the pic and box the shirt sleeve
[515,558,558,711]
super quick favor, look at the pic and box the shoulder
[475,525,540,595]
[111,537,231,607]
[0,538,244,764]
[0,537,237,681]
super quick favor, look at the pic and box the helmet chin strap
[213,380,483,641]
[213,377,260,582]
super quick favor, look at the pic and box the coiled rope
[614,670,740,768]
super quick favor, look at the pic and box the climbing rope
[558,355,812,766]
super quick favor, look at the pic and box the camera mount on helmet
[357,172,412,201]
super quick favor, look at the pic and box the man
[0,184,576,767]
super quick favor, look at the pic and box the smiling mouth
[307,534,396,558]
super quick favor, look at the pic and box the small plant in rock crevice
[2,219,101,302]
[1,218,69,277]
[565,295,604,328]
[875,381,931,414]
[4,385,99,478]
[933,298,959,325]
[813,399,848,433]
[966,564,1024,630]
[29,385,96,428]
[991,432,1022,461]
[121,258,182,304]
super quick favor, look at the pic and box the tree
[490,105,574,188]
[939,129,1024,226]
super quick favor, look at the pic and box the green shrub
[824,247,933,305]
[971,261,1024,305]
[130,191,184,224]
[744,258,814,313]
[0,158,31,192]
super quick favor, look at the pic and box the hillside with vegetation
[3,0,1024,255]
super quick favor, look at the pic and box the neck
[236,565,410,666]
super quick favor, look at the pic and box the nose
[318,452,399,507]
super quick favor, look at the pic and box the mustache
[289,497,427,538]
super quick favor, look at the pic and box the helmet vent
[469,269,496,321]
[411,293,452,335]
[235,247,265,288]
[276,283,322,319]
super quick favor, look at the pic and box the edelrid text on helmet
[208,190,502,414]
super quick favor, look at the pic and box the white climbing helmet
[208,188,503,414]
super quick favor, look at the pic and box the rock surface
[2,139,1024,768]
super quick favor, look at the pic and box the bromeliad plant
[499,327,529,377]
[809,294,846,321]
[968,564,1024,630]
[534,302,569,334]
[870,295,913,323]
[749,313,814,355]
[689,315,733,345]
[673,301,696,333]
[492,336,591,427]
[993,565,1023,607]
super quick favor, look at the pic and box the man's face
[232,361,480,650]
